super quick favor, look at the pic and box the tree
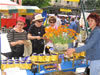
[22,0,51,8]
[85,0,96,10]
[96,0,100,9]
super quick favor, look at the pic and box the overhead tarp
[0,0,18,5]
[0,5,43,13]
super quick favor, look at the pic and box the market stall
[0,3,43,75]
[0,0,90,75]
[1,51,89,75]
[1,25,89,75]
[0,5,43,28]
[0,0,18,5]
[1,51,89,74]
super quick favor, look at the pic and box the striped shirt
[7,29,27,42]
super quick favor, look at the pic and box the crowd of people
[1,12,100,75]
[2,13,80,58]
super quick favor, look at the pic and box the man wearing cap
[28,14,45,54]
[7,16,27,58]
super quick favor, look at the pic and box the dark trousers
[11,45,24,58]
[32,45,44,54]
[1,52,12,59]
[12,50,24,58]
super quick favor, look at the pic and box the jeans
[90,60,100,75]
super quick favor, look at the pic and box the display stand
[32,61,58,73]
[26,54,89,75]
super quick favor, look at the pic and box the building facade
[50,0,79,7]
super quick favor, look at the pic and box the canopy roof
[0,5,43,13]
[0,0,18,5]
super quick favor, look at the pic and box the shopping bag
[23,40,32,56]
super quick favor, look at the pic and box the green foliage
[50,33,73,44]
[85,0,96,10]
[96,0,100,9]
[85,0,100,10]
[22,0,51,8]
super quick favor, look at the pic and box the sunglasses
[37,20,43,23]
[50,22,55,23]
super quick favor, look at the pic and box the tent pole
[0,13,1,30]
[80,0,88,35]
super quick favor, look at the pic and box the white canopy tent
[0,0,42,14]
[0,5,40,10]
[0,0,18,5]
[0,5,42,14]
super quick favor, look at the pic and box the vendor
[7,16,27,58]
[65,13,100,75]
[28,14,45,54]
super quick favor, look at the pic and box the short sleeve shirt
[7,29,27,42]
[28,24,45,37]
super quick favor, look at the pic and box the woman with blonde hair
[48,16,57,29]
[44,16,57,53]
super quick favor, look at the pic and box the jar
[1,60,7,70]
[51,54,58,62]
[38,54,45,62]
[26,60,32,69]
[45,54,51,62]
[31,53,38,62]
[20,59,26,69]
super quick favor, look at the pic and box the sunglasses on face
[17,23,24,26]
[50,22,55,23]
[37,20,43,23]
